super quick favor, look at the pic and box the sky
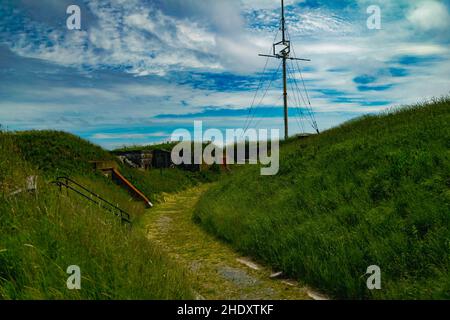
[0,0,449,149]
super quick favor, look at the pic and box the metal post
[281,0,285,42]
[258,0,311,140]
[283,57,288,140]
[281,0,289,140]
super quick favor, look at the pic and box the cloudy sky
[0,0,449,149]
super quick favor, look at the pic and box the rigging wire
[286,62,306,133]
[242,27,280,133]
[296,63,319,133]
[285,28,315,120]
[287,60,309,111]
[243,60,282,134]
[288,62,316,130]
[243,18,320,137]
[242,56,270,133]
[285,27,320,133]
[286,60,315,130]
[253,93,284,131]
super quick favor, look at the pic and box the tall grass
[0,133,194,299]
[194,97,450,299]
[11,130,113,177]
[8,130,219,204]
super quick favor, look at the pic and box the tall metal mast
[281,0,289,141]
[259,0,310,140]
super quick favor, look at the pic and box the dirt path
[141,185,322,300]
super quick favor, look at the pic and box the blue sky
[0,0,449,149]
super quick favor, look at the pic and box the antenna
[258,0,311,140]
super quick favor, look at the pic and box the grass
[2,97,448,300]
[11,130,113,177]
[120,165,219,203]
[141,185,310,300]
[6,130,219,204]
[0,132,194,299]
[194,97,450,299]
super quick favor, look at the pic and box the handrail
[53,177,132,225]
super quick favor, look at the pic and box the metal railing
[53,177,132,225]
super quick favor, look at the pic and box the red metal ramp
[111,168,153,208]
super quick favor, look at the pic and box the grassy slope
[194,98,450,299]
[11,130,217,203]
[12,131,114,177]
[0,132,193,299]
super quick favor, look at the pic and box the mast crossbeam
[258,54,311,62]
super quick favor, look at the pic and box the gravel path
[141,185,319,300]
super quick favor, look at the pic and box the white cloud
[91,132,167,139]
[2,0,450,146]
[4,0,233,76]
[241,0,305,10]
[407,1,450,31]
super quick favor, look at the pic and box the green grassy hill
[194,97,450,299]
[9,130,217,201]
[0,131,194,299]
[12,131,113,176]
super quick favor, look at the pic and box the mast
[281,0,288,140]
[259,0,310,140]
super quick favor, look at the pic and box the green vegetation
[2,97,448,300]
[7,130,218,203]
[194,97,450,299]
[142,185,310,300]
[11,131,113,177]
[120,165,219,203]
[0,132,194,299]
